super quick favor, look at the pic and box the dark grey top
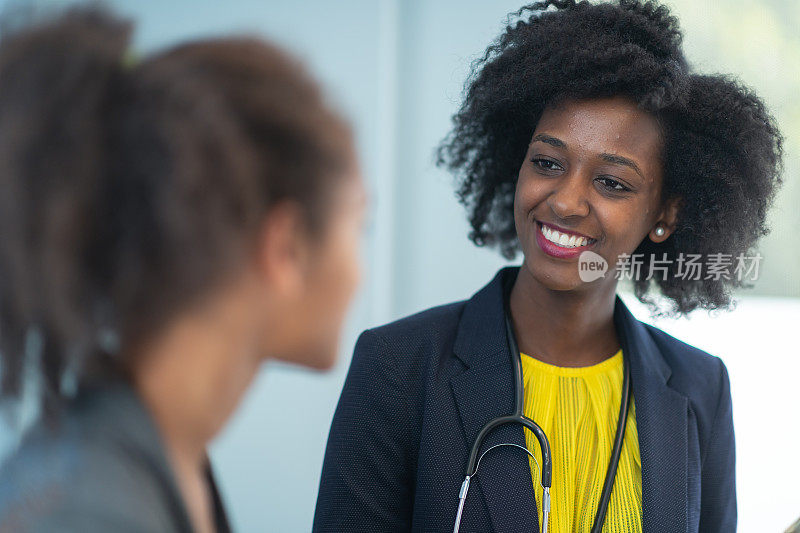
[0,380,231,532]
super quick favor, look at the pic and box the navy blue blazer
[313,265,736,532]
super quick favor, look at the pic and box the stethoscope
[452,278,632,533]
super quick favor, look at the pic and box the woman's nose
[547,170,591,219]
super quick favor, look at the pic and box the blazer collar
[72,381,196,531]
[449,265,689,532]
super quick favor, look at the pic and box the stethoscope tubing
[452,280,632,533]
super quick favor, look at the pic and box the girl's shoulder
[0,383,188,531]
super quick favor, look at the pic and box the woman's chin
[527,263,588,292]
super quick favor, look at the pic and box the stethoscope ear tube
[505,306,553,488]
[454,287,554,533]
[590,344,632,533]
[464,291,554,482]
[452,275,630,533]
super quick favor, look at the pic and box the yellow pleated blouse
[520,348,642,532]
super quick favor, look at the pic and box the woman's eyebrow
[531,133,565,148]
[600,153,645,181]
[532,133,645,181]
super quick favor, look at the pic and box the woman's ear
[649,196,682,243]
[254,200,313,299]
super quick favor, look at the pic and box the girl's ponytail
[0,7,132,420]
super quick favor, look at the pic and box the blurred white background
[1,0,798,531]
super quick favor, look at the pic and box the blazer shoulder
[367,298,468,351]
[0,426,177,531]
[643,322,725,374]
[351,299,468,389]
[0,383,191,532]
[641,322,731,419]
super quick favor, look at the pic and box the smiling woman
[312,1,784,532]
[516,96,678,291]
[437,0,783,318]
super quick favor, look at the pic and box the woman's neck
[131,282,263,531]
[509,264,620,367]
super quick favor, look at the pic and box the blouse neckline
[519,348,623,377]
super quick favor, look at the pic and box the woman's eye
[531,158,562,171]
[597,176,631,193]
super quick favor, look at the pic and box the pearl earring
[654,226,665,237]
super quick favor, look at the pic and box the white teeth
[541,223,592,248]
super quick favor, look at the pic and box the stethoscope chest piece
[451,278,631,533]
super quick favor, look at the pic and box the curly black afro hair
[437,0,784,317]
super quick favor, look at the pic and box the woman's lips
[534,220,597,259]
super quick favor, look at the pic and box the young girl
[313,1,783,531]
[0,6,367,532]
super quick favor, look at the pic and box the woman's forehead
[533,96,664,179]
[537,97,661,142]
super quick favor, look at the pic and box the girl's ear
[254,200,312,299]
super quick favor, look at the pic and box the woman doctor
[313,1,783,532]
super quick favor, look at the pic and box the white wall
[622,294,800,532]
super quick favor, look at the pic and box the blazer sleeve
[698,357,737,532]
[312,328,416,532]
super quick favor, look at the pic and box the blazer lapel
[450,266,539,532]
[449,265,690,533]
[614,297,689,532]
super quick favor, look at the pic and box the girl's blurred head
[0,6,366,418]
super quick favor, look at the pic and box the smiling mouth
[536,221,597,248]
